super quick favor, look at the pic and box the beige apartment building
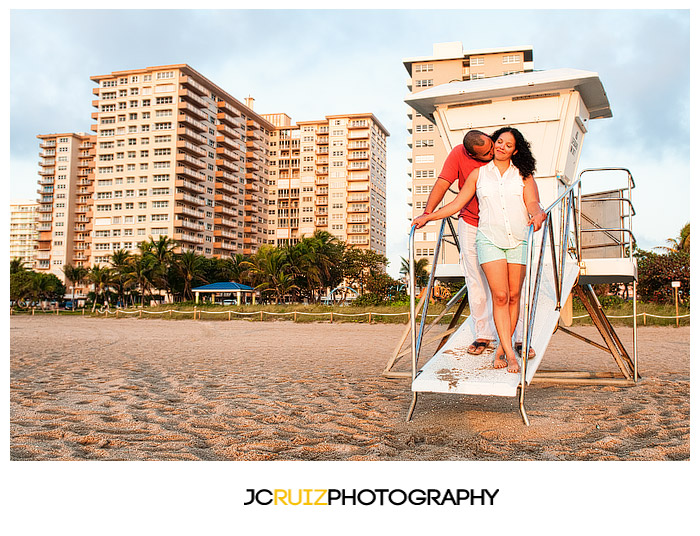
[10,199,39,268]
[88,64,273,264]
[35,132,96,282]
[33,63,390,297]
[263,112,389,255]
[404,42,533,266]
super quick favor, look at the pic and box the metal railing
[407,167,638,425]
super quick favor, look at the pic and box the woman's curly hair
[491,127,536,179]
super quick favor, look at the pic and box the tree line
[10,231,406,309]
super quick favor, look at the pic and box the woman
[412,127,546,373]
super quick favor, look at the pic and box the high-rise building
[35,132,96,280]
[34,63,389,287]
[403,42,533,266]
[88,64,273,264]
[263,112,389,255]
[10,199,39,268]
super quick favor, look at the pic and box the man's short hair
[463,130,489,154]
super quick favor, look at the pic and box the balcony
[347,226,369,235]
[246,140,264,153]
[174,231,204,245]
[246,120,260,130]
[215,181,239,196]
[217,100,241,116]
[347,141,369,150]
[347,173,370,182]
[216,207,240,223]
[348,130,370,139]
[177,140,207,158]
[177,152,207,169]
[175,191,205,206]
[179,102,208,121]
[216,169,238,182]
[316,136,329,145]
[214,228,238,240]
[245,151,260,162]
[174,218,204,232]
[347,204,370,213]
[175,178,206,194]
[176,165,206,181]
[215,193,238,206]
[217,111,242,129]
[216,158,236,173]
[177,127,207,145]
[175,204,203,218]
[216,133,240,150]
[181,75,208,96]
[245,161,260,172]
[315,167,329,176]
[348,162,370,171]
[216,146,240,162]
[214,212,238,227]
[178,113,206,132]
[348,120,369,129]
[178,88,208,108]
[216,123,241,140]
[348,151,369,161]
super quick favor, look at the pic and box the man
[422,130,497,355]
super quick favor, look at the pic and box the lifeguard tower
[384,69,639,425]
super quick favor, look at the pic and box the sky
[8,9,690,277]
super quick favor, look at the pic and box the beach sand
[10,316,689,461]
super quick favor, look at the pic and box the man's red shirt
[438,144,488,227]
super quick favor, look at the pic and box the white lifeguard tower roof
[405,68,612,122]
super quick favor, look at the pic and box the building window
[502,54,521,64]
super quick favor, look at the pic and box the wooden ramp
[412,259,580,397]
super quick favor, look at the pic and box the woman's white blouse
[476,161,529,248]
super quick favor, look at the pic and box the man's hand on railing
[412,212,433,229]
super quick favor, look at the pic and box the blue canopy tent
[191,282,256,305]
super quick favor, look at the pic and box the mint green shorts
[475,229,527,265]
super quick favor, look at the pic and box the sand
[9,316,689,461]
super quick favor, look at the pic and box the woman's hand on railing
[528,211,547,232]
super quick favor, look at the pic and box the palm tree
[109,249,132,308]
[144,236,178,302]
[174,249,208,301]
[221,253,251,286]
[656,223,690,253]
[30,272,65,310]
[87,265,115,312]
[400,256,430,289]
[10,258,27,275]
[126,253,157,307]
[62,264,89,310]
[242,245,292,304]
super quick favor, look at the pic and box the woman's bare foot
[494,346,508,369]
[505,352,520,373]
